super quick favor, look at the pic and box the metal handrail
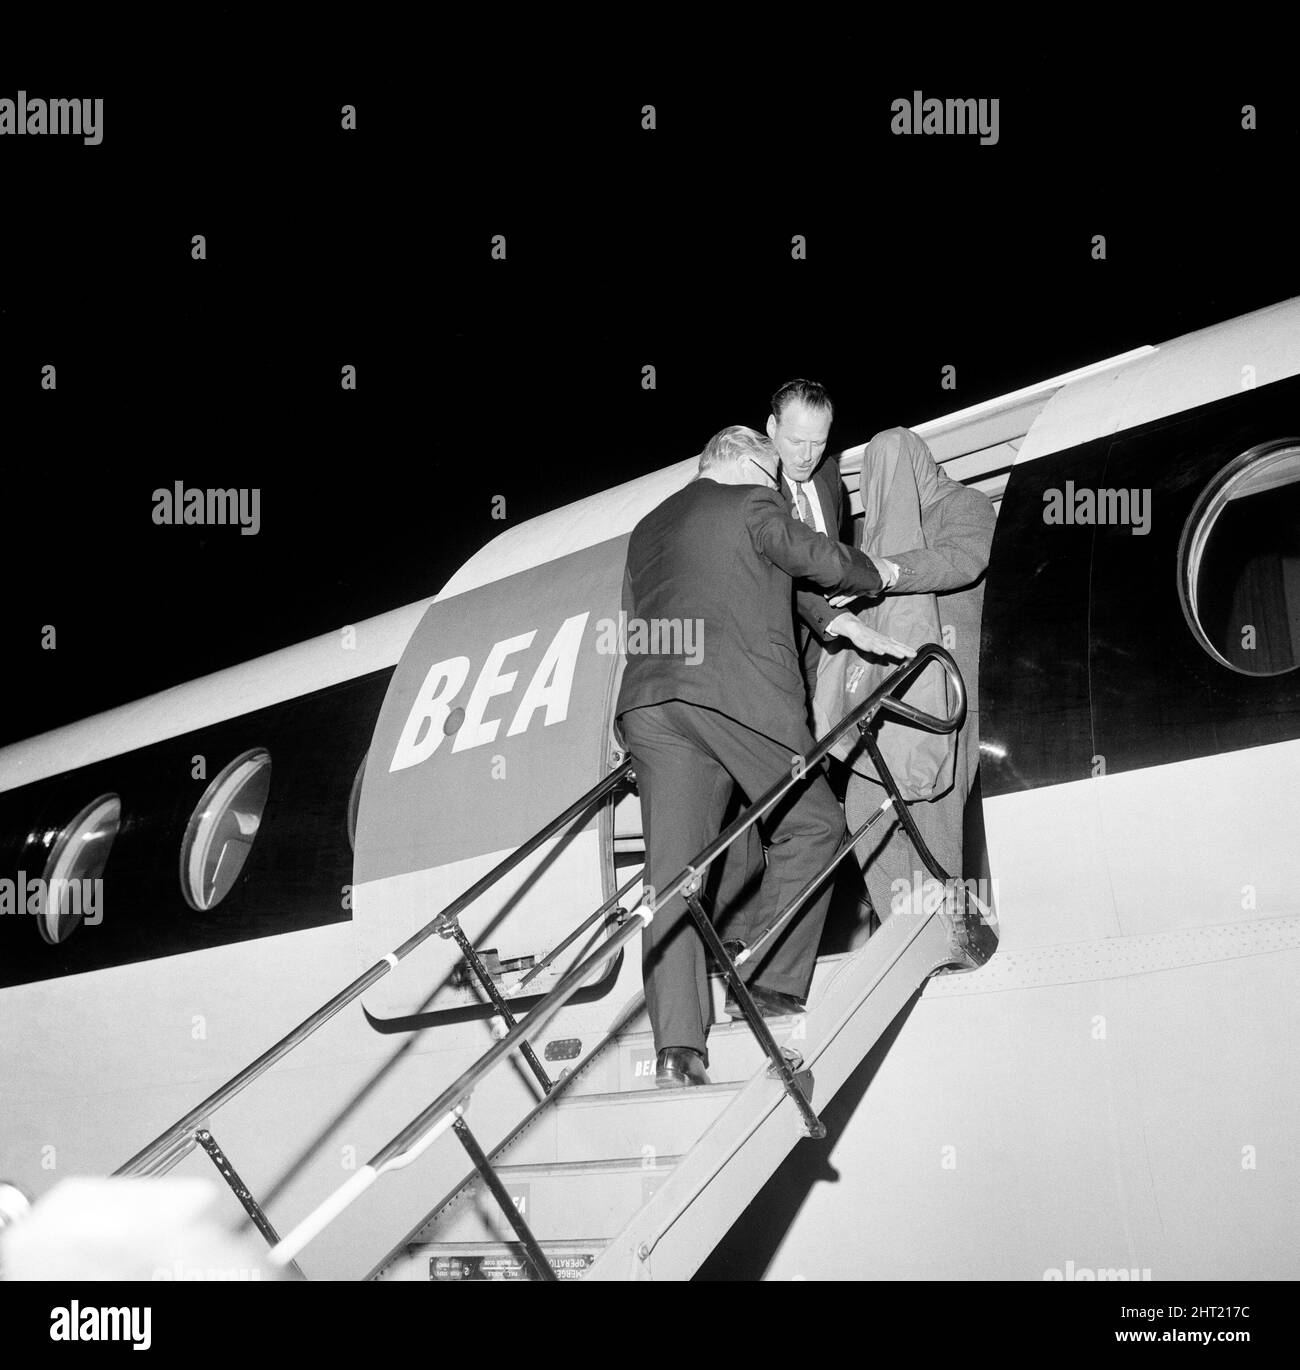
[518,867,645,988]
[266,643,970,1266]
[114,759,634,1179]
[738,643,968,964]
[609,642,965,925]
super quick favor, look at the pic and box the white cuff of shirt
[873,556,901,589]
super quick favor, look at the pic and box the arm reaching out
[824,613,914,661]
[883,485,995,594]
[746,488,883,600]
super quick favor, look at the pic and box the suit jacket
[616,478,883,753]
[787,456,850,688]
[882,479,995,710]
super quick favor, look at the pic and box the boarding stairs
[113,643,995,1281]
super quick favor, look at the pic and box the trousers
[619,700,843,1057]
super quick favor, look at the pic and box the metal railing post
[194,1128,305,1279]
[682,893,824,1138]
[452,1116,557,1281]
[442,920,553,1094]
[115,761,633,1178]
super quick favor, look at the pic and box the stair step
[400,990,813,1244]
[370,954,857,1281]
[541,962,824,1097]
[468,1080,739,1169]
[554,1013,808,1096]
[413,1155,683,1245]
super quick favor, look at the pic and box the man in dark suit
[766,379,856,701]
[616,426,913,1087]
[707,380,894,959]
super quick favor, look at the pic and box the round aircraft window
[346,752,366,852]
[37,793,120,945]
[180,749,272,911]
[1179,440,1300,676]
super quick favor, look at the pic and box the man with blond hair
[616,426,912,1086]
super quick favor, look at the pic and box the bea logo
[389,612,590,772]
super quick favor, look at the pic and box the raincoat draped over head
[812,427,958,801]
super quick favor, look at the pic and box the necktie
[791,481,812,525]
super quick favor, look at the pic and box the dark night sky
[1,49,1296,750]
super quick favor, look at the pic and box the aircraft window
[180,749,272,910]
[347,752,366,852]
[37,793,120,945]
[1180,440,1300,676]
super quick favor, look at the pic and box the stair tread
[622,1014,804,1040]
[484,1154,684,1177]
[554,1082,741,1107]
[374,925,962,1280]
[419,1238,611,1250]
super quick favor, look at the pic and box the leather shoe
[724,984,806,1021]
[655,1046,710,1088]
[708,938,746,971]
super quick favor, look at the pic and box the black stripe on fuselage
[981,373,1300,797]
[0,667,394,987]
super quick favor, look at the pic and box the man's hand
[871,555,901,588]
[827,558,898,609]
[826,613,915,660]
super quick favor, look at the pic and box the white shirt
[784,476,827,535]
[785,473,901,589]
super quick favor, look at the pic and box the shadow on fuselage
[695,983,925,1280]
